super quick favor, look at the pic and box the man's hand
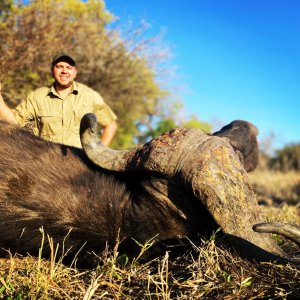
[101,120,117,146]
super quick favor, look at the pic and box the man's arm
[0,83,18,124]
[101,120,117,146]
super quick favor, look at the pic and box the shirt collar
[72,81,79,94]
[48,81,78,97]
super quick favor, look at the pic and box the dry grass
[249,170,300,207]
[0,170,300,299]
[1,238,299,299]
[249,170,300,228]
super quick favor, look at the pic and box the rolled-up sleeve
[93,103,117,127]
[90,90,117,127]
[12,95,36,127]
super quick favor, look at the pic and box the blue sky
[105,0,300,151]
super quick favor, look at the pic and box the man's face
[52,61,77,88]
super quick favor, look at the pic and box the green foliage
[139,118,176,143]
[269,143,300,171]
[182,114,212,133]
[138,114,212,143]
[0,0,12,20]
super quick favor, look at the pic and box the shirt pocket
[73,103,90,123]
[37,111,62,138]
[72,104,91,135]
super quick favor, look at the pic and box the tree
[269,143,300,171]
[0,0,170,148]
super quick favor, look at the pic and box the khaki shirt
[12,81,117,148]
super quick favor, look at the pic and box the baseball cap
[52,52,76,66]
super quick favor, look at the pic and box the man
[0,53,117,147]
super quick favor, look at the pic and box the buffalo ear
[213,120,259,172]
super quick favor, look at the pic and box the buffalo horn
[253,222,300,247]
[80,113,131,171]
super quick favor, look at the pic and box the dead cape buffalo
[0,114,299,268]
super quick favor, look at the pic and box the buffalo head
[80,113,300,264]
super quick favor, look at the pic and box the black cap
[52,52,76,66]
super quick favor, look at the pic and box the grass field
[0,170,299,299]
